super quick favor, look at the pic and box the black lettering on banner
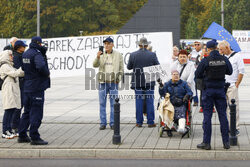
[124,35,131,48]
[83,55,90,69]
[68,39,75,52]
[56,40,62,51]
[124,52,130,65]
[116,35,124,48]
[93,37,100,49]
[67,56,75,70]
[77,38,84,51]
[62,40,67,51]
[76,56,83,69]
[60,57,67,69]
[52,57,59,70]
[49,40,55,51]
[85,38,92,50]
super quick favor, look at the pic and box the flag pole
[221,0,224,27]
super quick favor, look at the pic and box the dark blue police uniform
[18,37,50,145]
[195,40,232,150]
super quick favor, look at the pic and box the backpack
[0,63,8,90]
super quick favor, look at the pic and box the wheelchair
[157,97,193,138]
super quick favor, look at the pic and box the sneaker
[2,131,14,139]
[99,125,106,130]
[148,123,156,128]
[11,128,19,137]
[135,124,142,128]
[199,107,203,113]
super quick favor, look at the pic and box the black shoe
[223,142,230,149]
[99,125,106,130]
[167,130,173,137]
[110,126,114,130]
[30,139,48,145]
[197,142,211,150]
[18,136,31,143]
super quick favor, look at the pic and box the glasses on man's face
[195,44,200,46]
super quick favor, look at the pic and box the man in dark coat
[18,36,50,145]
[195,39,232,150]
[127,37,159,127]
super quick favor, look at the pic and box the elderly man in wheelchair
[158,70,193,137]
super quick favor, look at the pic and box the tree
[185,13,199,39]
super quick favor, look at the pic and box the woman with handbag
[0,50,24,139]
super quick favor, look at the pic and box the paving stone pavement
[0,65,249,159]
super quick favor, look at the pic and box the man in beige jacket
[93,37,123,130]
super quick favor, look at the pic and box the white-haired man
[218,40,245,136]
[3,37,18,51]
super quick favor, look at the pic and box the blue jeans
[135,86,155,125]
[99,83,118,126]
[2,108,15,132]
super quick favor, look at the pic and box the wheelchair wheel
[158,116,162,132]
[158,116,163,137]
[159,127,163,137]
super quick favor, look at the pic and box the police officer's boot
[30,138,48,145]
[197,142,211,150]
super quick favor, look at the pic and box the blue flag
[202,22,241,52]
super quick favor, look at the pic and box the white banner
[42,32,172,78]
[1,32,173,78]
[233,30,250,63]
[143,65,170,83]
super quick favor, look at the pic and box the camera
[99,46,104,55]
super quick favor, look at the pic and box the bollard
[229,99,237,146]
[113,98,121,145]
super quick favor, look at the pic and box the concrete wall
[117,0,180,46]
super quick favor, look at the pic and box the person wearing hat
[3,37,18,51]
[195,39,232,150]
[18,36,50,145]
[93,37,124,130]
[127,37,159,128]
[10,40,28,136]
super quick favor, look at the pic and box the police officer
[18,36,50,145]
[195,39,232,150]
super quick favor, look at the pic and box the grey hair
[218,40,230,48]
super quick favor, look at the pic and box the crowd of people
[93,37,245,150]
[0,36,50,145]
[0,35,245,150]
